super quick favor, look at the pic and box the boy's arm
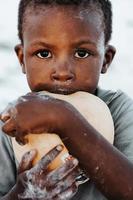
[1,93,133,200]
[61,112,133,200]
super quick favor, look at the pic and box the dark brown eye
[37,50,52,59]
[75,49,90,58]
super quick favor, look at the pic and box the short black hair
[18,0,112,44]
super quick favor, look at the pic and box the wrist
[2,186,19,200]
[53,99,79,133]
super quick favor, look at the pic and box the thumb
[0,112,10,122]
[18,149,37,174]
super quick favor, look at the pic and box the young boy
[0,0,133,199]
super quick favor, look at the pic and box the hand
[10,145,79,200]
[0,92,77,144]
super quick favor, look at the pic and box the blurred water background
[0,0,133,111]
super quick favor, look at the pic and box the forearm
[1,94,133,199]
[62,111,133,200]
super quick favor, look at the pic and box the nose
[51,71,75,82]
[51,63,75,82]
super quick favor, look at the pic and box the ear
[101,45,116,74]
[14,44,26,74]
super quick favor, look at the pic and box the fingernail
[1,113,9,121]
[73,158,78,165]
[56,144,63,151]
[28,149,37,158]
[30,149,37,155]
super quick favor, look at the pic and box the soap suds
[18,172,48,199]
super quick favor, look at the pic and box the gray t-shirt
[0,88,133,199]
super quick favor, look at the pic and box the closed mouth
[33,83,77,95]
[50,87,75,95]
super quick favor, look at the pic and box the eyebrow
[71,40,96,47]
[30,39,96,49]
[30,41,56,49]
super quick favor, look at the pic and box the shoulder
[0,121,17,196]
[0,121,14,156]
[96,88,133,162]
[96,87,133,106]
[96,88,133,118]
[96,87,133,134]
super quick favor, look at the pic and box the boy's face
[16,6,115,94]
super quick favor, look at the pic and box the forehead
[23,5,104,45]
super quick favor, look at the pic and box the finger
[0,112,10,122]
[54,183,78,200]
[47,169,79,197]
[2,119,16,136]
[16,135,29,146]
[18,149,37,174]
[32,145,63,172]
[0,102,14,122]
[46,158,78,187]
[26,92,37,96]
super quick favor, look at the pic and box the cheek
[24,61,51,89]
[75,59,103,92]
[77,61,102,81]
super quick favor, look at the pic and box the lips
[33,83,79,95]
[49,87,76,95]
